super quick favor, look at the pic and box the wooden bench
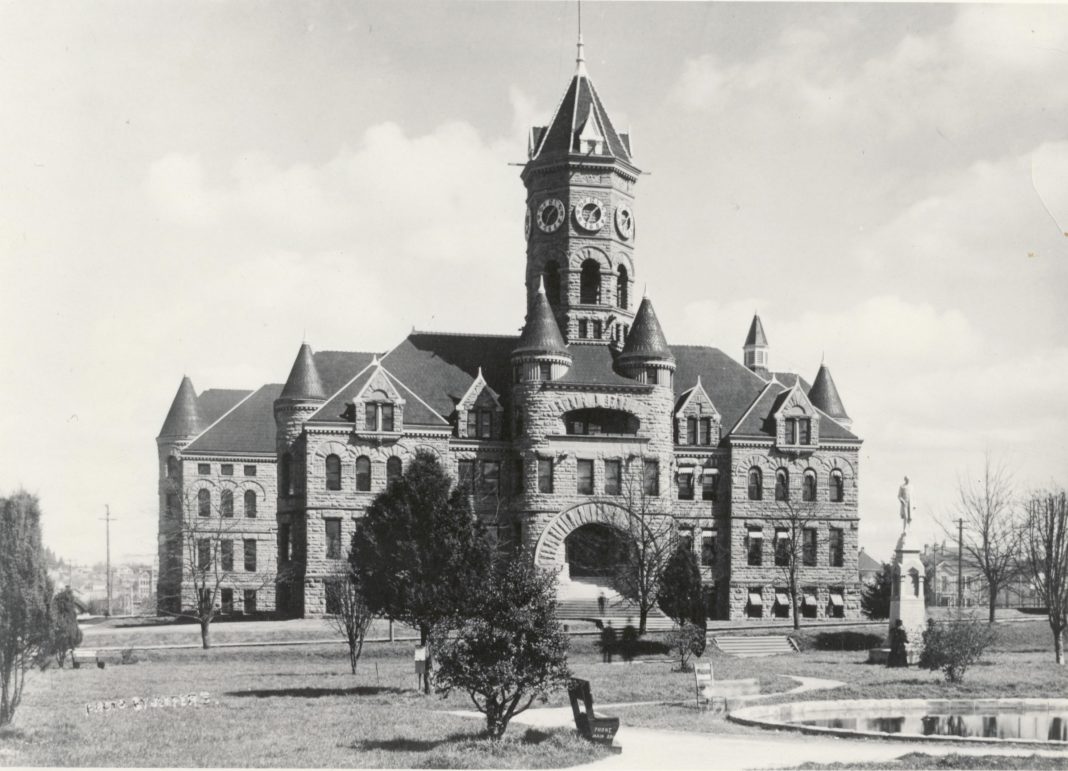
[567,678,621,752]
[71,649,105,669]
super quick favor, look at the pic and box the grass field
[2,617,1065,768]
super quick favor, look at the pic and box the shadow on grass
[227,685,405,699]
[354,727,559,755]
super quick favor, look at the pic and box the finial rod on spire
[575,1,587,75]
[538,275,546,294]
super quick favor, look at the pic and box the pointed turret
[513,280,571,381]
[809,362,851,429]
[743,314,770,378]
[158,376,204,439]
[617,295,675,386]
[280,343,326,401]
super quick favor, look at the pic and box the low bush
[810,631,884,651]
[919,618,995,683]
[120,648,138,665]
[669,623,706,671]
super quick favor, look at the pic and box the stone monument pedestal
[868,529,927,664]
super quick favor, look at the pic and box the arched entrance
[565,523,630,579]
[533,501,651,578]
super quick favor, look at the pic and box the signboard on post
[414,646,427,676]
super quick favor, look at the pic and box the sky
[1,1,1066,568]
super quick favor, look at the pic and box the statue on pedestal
[897,476,913,532]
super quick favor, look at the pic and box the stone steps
[713,635,798,657]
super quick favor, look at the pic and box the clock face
[537,198,565,233]
[615,204,634,240]
[524,207,531,241]
[573,197,605,232]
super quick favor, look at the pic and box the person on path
[887,619,909,668]
[600,622,616,663]
[621,620,638,663]
[597,591,607,617]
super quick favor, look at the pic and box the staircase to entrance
[556,576,674,632]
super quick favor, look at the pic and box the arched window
[543,260,561,306]
[167,456,179,479]
[197,488,210,517]
[564,408,639,436]
[775,469,789,501]
[386,457,402,485]
[803,470,817,502]
[580,259,600,304]
[748,468,762,501]
[355,456,371,492]
[325,454,342,491]
[244,489,257,518]
[617,266,629,310]
[279,453,292,496]
[220,489,234,518]
[830,469,845,503]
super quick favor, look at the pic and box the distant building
[921,543,1037,609]
[858,548,883,585]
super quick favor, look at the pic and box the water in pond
[794,710,1068,742]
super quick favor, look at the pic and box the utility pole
[956,517,964,614]
[100,505,116,618]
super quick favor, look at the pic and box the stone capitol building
[156,39,862,622]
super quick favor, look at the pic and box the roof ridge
[186,385,266,448]
[410,329,519,339]
[377,364,451,426]
[727,380,780,437]
[307,359,380,421]
[533,74,576,160]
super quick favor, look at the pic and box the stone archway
[533,501,650,575]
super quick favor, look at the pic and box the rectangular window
[829,586,845,618]
[221,464,233,476]
[197,539,211,570]
[784,418,796,445]
[538,457,554,494]
[325,518,342,560]
[701,529,716,567]
[364,403,377,431]
[798,419,811,446]
[829,528,844,567]
[165,493,178,518]
[686,417,697,445]
[220,540,234,572]
[604,459,622,495]
[539,362,552,380]
[643,459,659,496]
[380,404,395,432]
[578,319,588,338]
[325,580,342,615]
[198,463,210,475]
[747,528,763,567]
[243,589,257,614]
[803,528,818,567]
[466,410,478,438]
[774,528,790,567]
[478,410,492,439]
[244,465,256,476]
[480,460,500,496]
[244,539,257,572]
[747,587,763,619]
[801,587,818,618]
[679,527,693,553]
[677,471,694,501]
[458,459,475,490]
[577,459,594,495]
[220,588,233,614]
[278,524,290,563]
[699,418,712,445]
[702,472,718,502]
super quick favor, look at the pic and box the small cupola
[158,375,204,440]
[513,278,572,382]
[743,313,770,378]
[617,294,675,387]
[809,361,851,429]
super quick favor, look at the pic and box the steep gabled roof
[620,297,673,362]
[744,314,768,347]
[280,343,326,401]
[670,346,767,435]
[809,363,849,421]
[728,378,860,442]
[531,61,632,163]
[184,384,283,455]
[558,345,643,388]
[159,376,204,439]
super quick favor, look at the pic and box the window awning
[774,530,789,540]
[830,593,844,607]
[748,591,763,606]
[803,592,817,606]
[677,467,695,476]
[699,467,719,478]
[775,592,790,606]
[702,528,716,537]
[748,530,763,539]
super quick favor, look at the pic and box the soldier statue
[897,476,913,532]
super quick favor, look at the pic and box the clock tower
[520,35,639,348]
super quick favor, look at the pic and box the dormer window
[363,390,395,432]
[467,408,494,440]
[783,417,811,446]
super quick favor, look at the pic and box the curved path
[446,675,1068,769]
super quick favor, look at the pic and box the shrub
[811,631,884,651]
[669,622,706,671]
[46,588,82,668]
[120,647,138,665]
[918,618,995,683]
[860,563,892,620]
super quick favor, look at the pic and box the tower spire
[576,2,587,76]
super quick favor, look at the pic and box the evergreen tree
[0,491,53,726]
[351,450,492,693]
[47,588,82,668]
[861,562,893,620]
[657,543,706,656]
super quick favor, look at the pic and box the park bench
[567,678,621,753]
[694,662,760,712]
[71,649,105,669]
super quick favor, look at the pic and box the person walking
[600,621,616,663]
[621,620,638,663]
[597,591,607,617]
[887,619,909,668]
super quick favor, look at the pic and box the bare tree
[611,455,677,635]
[1020,488,1068,665]
[768,497,820,631]
[324,565,374,674]
[158,496,282,649]
[939,455,1022,622]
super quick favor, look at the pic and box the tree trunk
[1055,626,1065,666]
[348,639,357,674]
[988,586,997,623]
[792,595,800,631]
[638,607,648,636]
[200,619,211,650]
[420,625,430,695]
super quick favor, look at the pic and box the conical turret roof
[809,363,849,420]
[514,285,569,357]
[745,314,768,347]
[280,343,326,401]
[159,376,204,438]
[620,296,673,361]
